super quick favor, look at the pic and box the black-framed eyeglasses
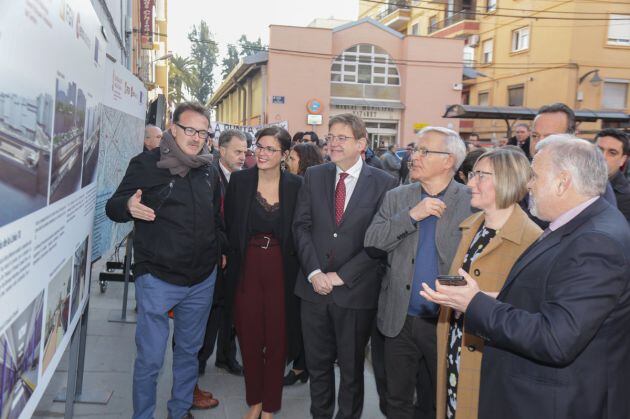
[254,142,282,154]
[175,123,210,140]
[467,170,494,181]
[325,134,355,143]
[413,147,451,157]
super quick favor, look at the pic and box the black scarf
[156,130,214,177]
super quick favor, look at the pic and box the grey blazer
[364,180,473,338]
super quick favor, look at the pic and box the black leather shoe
[215,359,243,376]
[283,369,309,386]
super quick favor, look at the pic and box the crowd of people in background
[111,101,630,419]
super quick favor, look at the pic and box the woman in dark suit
[224,126,302,419]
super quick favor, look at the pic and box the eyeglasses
[407,160,419,169]
[413,147,451,157]
[325,134,355,143]
[175,123,210,140]
[467,170,494,181]
[254,142,282,154]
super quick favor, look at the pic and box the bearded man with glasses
[106,102,225,419]
[365,126,473,419]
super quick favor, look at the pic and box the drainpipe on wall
[126,0,132,70]
[261,65,268,124]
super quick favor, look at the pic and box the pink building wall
[401,35,464,143]
[267,20,463,145]
[267,26,332,138]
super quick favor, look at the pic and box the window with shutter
[512,27,530,52]
[607,15,630,46]
[602,81,628,109]
[482,39,493,64]
[478,92,490,106]
[508,84,525,106]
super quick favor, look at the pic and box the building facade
[360,0,630,139]
[132,0,169,105]
[91,0,168,115]
[210,19,463,148]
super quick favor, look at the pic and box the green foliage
[168,54,193,107]
[170,27,267,105]
[221,44,240,78]
[238,35,265,57]
[220,35,267,79]
[187,20,218,104]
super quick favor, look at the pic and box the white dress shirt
[219,160,232,183]
[335,157,363,211]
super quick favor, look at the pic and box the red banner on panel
[140,0,154,49]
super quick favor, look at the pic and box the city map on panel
[91,106,144,260]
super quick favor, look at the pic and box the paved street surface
[34,259,386,419]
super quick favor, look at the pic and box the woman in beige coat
[435,148,541,419]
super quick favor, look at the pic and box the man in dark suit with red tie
[293,113,398,419]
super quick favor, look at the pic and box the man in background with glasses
[106,102,225,419]
[293,113,398,419]
[365,127,473,418]
[524,103,617,229]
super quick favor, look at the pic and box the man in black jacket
[197,129,246,378]
[506,123,531,160]
[106,102,225,419]
[143,124,162,151]
[596,128,630,222]
[522,103,617,229]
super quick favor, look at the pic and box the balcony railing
[428,8,476,34]
[374,1,411,21]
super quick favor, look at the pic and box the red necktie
[335,173,349,225]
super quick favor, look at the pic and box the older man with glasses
[365,127,473,419]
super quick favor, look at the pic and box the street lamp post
[578,69,603,87]
[151,52,173,63]
[576,68,602,107]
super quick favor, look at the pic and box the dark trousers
[197,299,237,366]
[289,298,307,372]
[234,236,286,413]
[301,299,376,419]
[370,327,387,416]
[291,346,307,371]
[384,315,437,419]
